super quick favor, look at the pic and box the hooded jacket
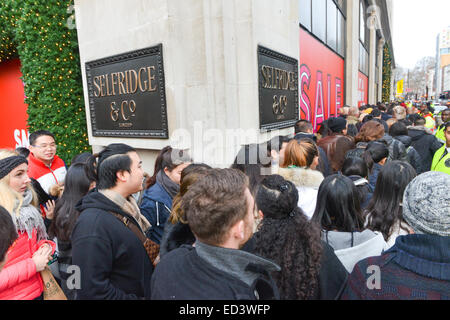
[151,241,280,300]
[393,135,425,174]
[140,181,173,245]
[408,126,444,171]
[380,134,408,163]
[71,191,153,300]
[322,229,388,273]
[277,167,324,219]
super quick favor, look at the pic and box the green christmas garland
[0,0,90,165]
[382,44,392,103]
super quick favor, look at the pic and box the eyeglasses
[32,143,57,149]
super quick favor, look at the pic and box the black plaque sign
[85,44,168,138]
[258,46,299,131]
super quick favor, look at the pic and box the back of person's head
[295,120,313,134]
[327,117,347,135]
[232,144,269,195]
[389,121,408,137]
[96,143,136,190]
[15,147,30,159]
[363,141,389,173]
[371,108,382,118]
[48,162,97,241]
[348,106,359,117]
[29,130,56,146]
[402,171,450,237]
[346,124,359,137]
[312,174,364,232]
[182,168,250,246]
[282,139,318,169]
[71,152,93,165]
[170,163,212,224]
[355,120,385,143]
[253,174,322,300]
[0,206,18,265]
[393,106,407,120]
[317,120,329,138]
[365,161,416,241]
[146,146,191,189]
[361,114,374,124]
[256,174,299,220]
[266,135,291,154]
[341,157,368,178]
[414,116,426,126]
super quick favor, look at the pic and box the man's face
[442,111,450,124]
[125,152,144,195]
[445,127,450,147]
[29,135,57,164]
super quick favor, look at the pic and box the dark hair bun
[256,175,299,220]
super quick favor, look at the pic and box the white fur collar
[277,167,324,188]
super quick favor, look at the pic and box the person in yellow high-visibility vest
[431,122,450,175]
[435,108,450,144]
[420,107,436,133]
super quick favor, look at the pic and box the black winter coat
[151,245,280,300]
[72,191,153,300]
[408,127,443,172]
[394,135,425,174]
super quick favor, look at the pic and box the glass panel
[299,0,312,31]
[337,11,346,57]
[327,0,337,50]
[312,0,326,42]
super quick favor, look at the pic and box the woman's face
[165,163,191,185]
[8,163,31,195]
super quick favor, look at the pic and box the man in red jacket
[28,130,67,197]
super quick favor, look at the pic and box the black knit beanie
[0,156,28,180]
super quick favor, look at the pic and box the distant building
[435,26,450,99]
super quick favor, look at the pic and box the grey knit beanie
[402,171,450,237]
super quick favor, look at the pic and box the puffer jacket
[393,135,425,174]
[0,229,56,300]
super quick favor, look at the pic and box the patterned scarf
[100,189,151,233]
[13,189,48,241]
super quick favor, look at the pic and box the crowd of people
[0,101,449,300]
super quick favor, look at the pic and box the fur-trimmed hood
[277,167,324,188]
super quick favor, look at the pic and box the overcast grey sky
[393,0,450,70]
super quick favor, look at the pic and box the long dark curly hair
[252,175,322,300]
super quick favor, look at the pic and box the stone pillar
[377,38,385,103]
[368,11,377,105]
[345,0,360,108]
[74,0,299,172]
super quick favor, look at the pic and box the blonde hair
[0,150,38,217]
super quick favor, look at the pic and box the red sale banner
[299,28,345,131]
[358,71,369,108]
[0,59,29,149]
